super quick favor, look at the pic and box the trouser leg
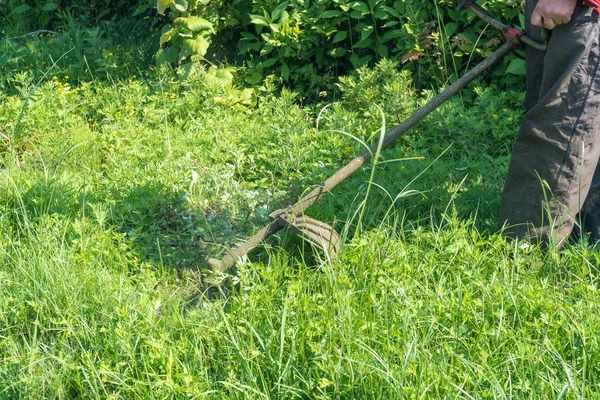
[498,1,600,247]
[572,166,600,242]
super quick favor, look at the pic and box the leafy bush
[154,0,525,93]
[0,0,524,96]
[1,0,526,95]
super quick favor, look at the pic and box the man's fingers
[531,0,577,29]
[531,10,544,27]
[544,18,557,30]
[533,11,558,30]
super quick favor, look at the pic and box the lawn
[1,20,599,399]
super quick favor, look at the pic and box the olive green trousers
[498,0,600,246]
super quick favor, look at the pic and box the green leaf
[249,14,269,26]
[392,0,405,13]
[332,30,347,43]
[279,10,289,22]
[360,26,374,42]
[260,44,274,56]
[133,3,151,16]
[261,57,278,68]
[238,88,256,106]
[448,8,461,20]
[281,63,289,81]
[214,88,256,106]
[358,54,372,65]
[160,28,178,45]
[245,70,264,85]
[39,11,50,26]
[174,0,188,12]
[12,4,32,14]
[444,22,458,38]
[205,66,234,88]
[349,1,369,13]
[271,1,288,21]
[353,38,373,48]
[506,58,526,75]
[41,2,59,11]
[321,10,343,18]
[175,16,213,32]
[373,7,387,19]
[181,35,210,58]
[385,6,399,17]
[382,29,402,41]
[240,32,257,40]
[157,0,174,15]
[328,47,347,58]
[519,13,526,29]
[156,46,178,64]
[178,62,197,80]
[377,44,388,58]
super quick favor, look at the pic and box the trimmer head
[271,210,340,259]
[288,215,341,258]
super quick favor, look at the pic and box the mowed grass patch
[1,38,600,397]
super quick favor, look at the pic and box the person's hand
[531,0,578,29]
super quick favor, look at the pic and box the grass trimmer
[208,0,547,272]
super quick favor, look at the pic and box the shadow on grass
[107,183,227,272]
[4,177,225,272]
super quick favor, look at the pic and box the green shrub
[1,0,526,95]
[154,0,525,93]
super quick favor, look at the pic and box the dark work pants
[498,0,600,247]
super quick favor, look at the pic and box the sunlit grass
[1,30,599,399]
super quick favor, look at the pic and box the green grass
[1,24,600,399]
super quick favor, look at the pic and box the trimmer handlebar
[458,0,548,51]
